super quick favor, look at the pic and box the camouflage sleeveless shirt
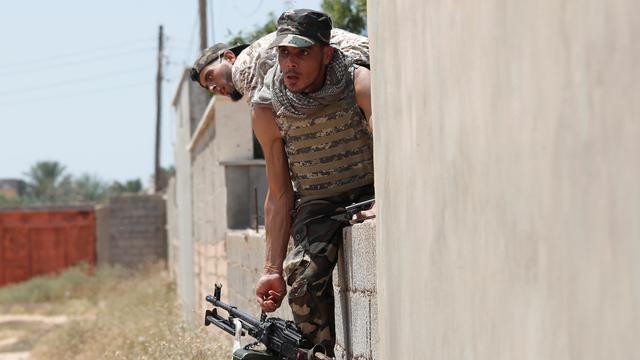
[253,51,374,201]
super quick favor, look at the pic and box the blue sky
[0,0,320,186]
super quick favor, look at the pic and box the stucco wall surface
[369,1,640,359]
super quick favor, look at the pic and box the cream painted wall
[369,1,640,359]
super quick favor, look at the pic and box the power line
[209,0,215,43]
[0,80,153,107]
[183,10,200,66]
[232,0,264,17]
[0,38,155,70]
[0,66,150,97]
[0,47,155,77]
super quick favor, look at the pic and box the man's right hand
[255,273,287,313]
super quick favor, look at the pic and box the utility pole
[154,25,163,192]
[198,0,208,50]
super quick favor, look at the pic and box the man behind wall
[249,9,376,356]
[190,26,369,104]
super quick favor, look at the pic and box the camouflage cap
[190,43,249,83]
[268,9,333,49]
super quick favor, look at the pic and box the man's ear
[223,50,236,64]
[322,45,334,65]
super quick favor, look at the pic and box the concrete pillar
[369,1,640,359]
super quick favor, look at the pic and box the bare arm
[353,66,377,220]
[252,105,294,312]
[354,66,373,132]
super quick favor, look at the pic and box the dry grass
[0,263,230,360]
[0,263,126,316]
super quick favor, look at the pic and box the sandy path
[0,352,30,360]
[0,314,72,360]
[0,315,69,325]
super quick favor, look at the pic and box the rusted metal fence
[0,207,95,286]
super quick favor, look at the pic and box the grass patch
[0,263,127,308]
[29,263,229,360]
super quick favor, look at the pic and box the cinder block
[204,243,216,258]
[333,285,346,349]
[371,296,379,360]
[226,231,245,266]
[349,292,373,359]
[216,258,228,279]
[240,231,254,267]
[333,247,348,291]
[226,263,243,291]
[215,239,227,258]
[341,227,354,291]
[205,258,217,274]
[347,220,377,292]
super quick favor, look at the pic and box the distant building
[0,179,26,199]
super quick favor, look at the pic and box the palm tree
[24,161,69,203]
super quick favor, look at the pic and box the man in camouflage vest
[189,25,369,103]
[250,9,376,356]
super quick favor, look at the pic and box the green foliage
[23,161,70,203]
[109,179,143,194]
[69,174,109,202]
[0,160,146,208]
[225,1,368,45]
[322,0,368,34]
[227,11,278,45]
[0,193,23,207]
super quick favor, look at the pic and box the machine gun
[204,284,331,360]
[329,198,375,223]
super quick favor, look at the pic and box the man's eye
[302,50,309,56]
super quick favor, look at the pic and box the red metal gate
[0,208,95,286]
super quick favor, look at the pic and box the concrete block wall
[194,239,228,314]
[189,96,254,317]
[334,220,378,360]
[96,194,167,267]
[226,229,293,321]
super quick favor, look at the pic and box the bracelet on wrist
[263,264,283,275]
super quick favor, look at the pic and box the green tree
[110,179,143,194]
[322,0,367,35]
[227,12,278,45]
[71,174,109,202]
[24,161,70,203]
[226,1,368,45]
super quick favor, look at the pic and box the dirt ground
[0,313,70,360]
[0,264,229,360]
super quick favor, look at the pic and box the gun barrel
[206,295,261,328]
[205,314,236,336]
[345,198,375,212]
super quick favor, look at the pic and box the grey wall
[223,160,267,230]
[369,1,640,359]
[173,69,209,322]
[95,194,166,267]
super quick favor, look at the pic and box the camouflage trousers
[283,185,374,356]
